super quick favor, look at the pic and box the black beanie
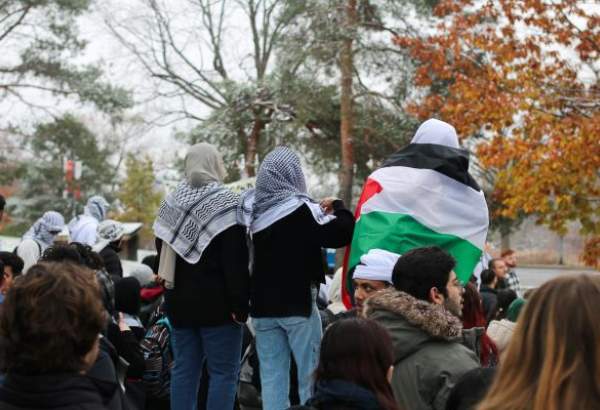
[114,277,141,315]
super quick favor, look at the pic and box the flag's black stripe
[381,143,481,191]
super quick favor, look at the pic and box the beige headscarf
[157,142,233,288]
[185,142,227,187]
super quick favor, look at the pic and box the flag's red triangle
[341,178,383,308]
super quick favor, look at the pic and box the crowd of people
[0,120,598,410]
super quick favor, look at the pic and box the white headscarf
[84,196,110,222]
[410,118,460,149]
[353,249,400,284]
[23,211,66,250]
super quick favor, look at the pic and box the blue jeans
[253,295,322,410]
[170,323,243,410]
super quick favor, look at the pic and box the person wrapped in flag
[343,118,489,308]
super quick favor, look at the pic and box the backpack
[140,316,173,400]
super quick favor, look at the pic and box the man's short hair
[392,246,456,301]
[0,262,106,375]
[480,269,496,286]
[41,244,84,265]
[0,252,24,276]
[488,258,503,270]
[501,249,515,258]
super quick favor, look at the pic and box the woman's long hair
[478,275,600,410]
[462,282,498,366]
[315,318,399,410]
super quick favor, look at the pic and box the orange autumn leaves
[396,0,600,267]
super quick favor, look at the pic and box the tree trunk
[500,226,511,252]
[338,0,357,206]
[244,117,265,178]
[244,109,274,178]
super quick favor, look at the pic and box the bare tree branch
[0,5,31,43]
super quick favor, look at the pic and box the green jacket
[364,289,480,410]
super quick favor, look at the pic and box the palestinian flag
[342,119,489,308]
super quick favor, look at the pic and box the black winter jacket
[289,379,384,410]
[479,286,498,324]
[156,224,250,328]
[251,201,354,318]
[0,373,118,410]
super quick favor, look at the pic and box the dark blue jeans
[170,323,243,410]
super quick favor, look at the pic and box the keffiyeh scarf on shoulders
[238,146,335,234]
[154,143,236,289]
[154,181,239,265]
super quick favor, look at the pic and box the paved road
[519,266,600,288]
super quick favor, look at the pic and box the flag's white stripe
[361,166,488,249]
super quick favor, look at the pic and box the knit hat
[129,263,155,287]
[487,319,516,353]
[353,249,400,284]
[506,298,525,322]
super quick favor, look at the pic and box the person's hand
[118,312,130,332]
[320,197,339,214]
[231,313,246,325]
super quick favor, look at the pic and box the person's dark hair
[315,318,399,410]
[114,276,141,315]
[488,258,503,271]
[496,289,517,320]
[0,252,24,276]
[0,194,5,212]
[392,246,456,301]
[141,254,157,272]
[70,242,104,270]
[0,262,106,375]
[446,367,496,410]
[41,244,114,317]
[462,283,498,366]
[480,269,496,286]
[41,244,84,265]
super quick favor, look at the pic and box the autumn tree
[116,155,163,246]
[395,0,600,266]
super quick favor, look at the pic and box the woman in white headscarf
[238,146,355,410]
[153,143,250,410]
[16,211,65,272]
[68,195,110,246]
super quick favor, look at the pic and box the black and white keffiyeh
[238,146,335,233]
[153,181,239,264]
[23,211,65,250]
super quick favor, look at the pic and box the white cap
[353,249,401,284]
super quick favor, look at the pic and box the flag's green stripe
[348,212,482,286]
